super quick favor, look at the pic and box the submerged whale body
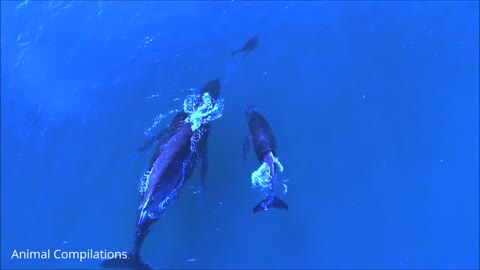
[243,104,288,214]
[101,80,223,269]
[102,123,195,270]
[137,79,222,190]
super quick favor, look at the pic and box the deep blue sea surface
[1,1,479,269]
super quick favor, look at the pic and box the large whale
[137,79,221,190]
[101,80,223,269]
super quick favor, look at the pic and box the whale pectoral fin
[243,135,251,163]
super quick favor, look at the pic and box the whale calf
[243,104,288,213]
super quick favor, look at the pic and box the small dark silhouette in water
[232,35,259,57]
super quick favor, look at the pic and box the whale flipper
[253,196,288,214]
[243,135,251,163]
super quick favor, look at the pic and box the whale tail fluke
[100,252,152,270]
[253,196,288,214]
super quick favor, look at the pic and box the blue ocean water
[1,1,479,269]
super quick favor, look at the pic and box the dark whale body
[243,104,288,214]
[137,79,221,189]
[101,80,222,269]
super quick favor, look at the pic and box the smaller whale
[192,79,221,190]
[232,35,258,57]
[243,104,288,213]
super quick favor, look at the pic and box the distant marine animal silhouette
[232,35,259,57]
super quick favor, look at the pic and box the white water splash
[251,162,272,192]
[183,92,224,131]
[144,109,179,136]
[251,152,288,195]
